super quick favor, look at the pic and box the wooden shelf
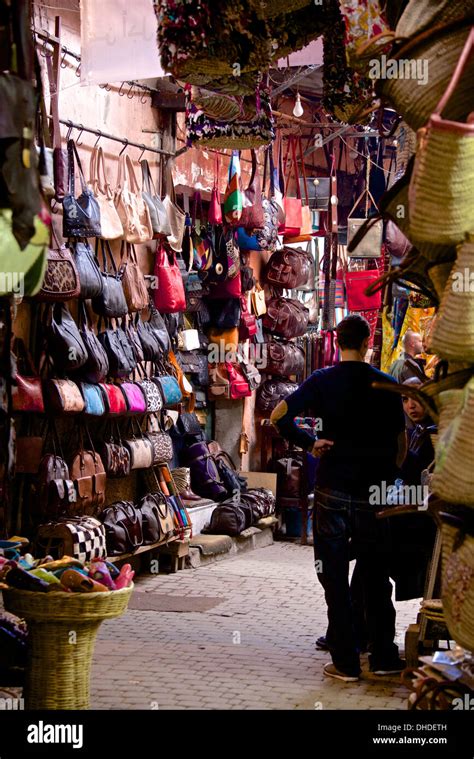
[108,535,182,563]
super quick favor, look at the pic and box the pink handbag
[120,382,147,414]
[153,243,186,313]
[345,270,382,312]
[225,362,252,399]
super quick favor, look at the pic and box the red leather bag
[207,271,242,299]
[345,270,382,312]
[225,362,252,399]
[278,136,303,237]
[153,244,186,313]
[239,150,264,231]
[239,296,257,341]
[12,339,44,413]
[99,383,128,415]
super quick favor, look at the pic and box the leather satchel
[100,425,131,478]
[46,302,88,373]
[239,296,257,341]
[120,242,149,313]
[79,382,106,416]
[124,431,153,470]
[37,232,80,302]
[120,381,147,414]
[100,500,143,555]
[262,297,309,339]
[45,379,86,414]
[70,240,103,299]
[98,383,128,415]
[69,447,106,517]
[141,159,171,238]
[265,247,313,289]
[89,146,124,240]
[92,240,128,319]
[115,154,153,244]
[182,441,227,501]
[256,378,298,414]
[62,140,102,239]
[76,302,109,384]
[239,150,264,231]
[12,339,44,413]
[138,493,162,544]
[98,321,136,379]
[226,361,252,399]
[263,340,305,377]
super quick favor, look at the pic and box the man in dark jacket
[271,314,406,682]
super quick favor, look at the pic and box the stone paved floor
[91,542,420,710]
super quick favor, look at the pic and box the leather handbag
[89,146,124,240]
[136,316,162,362]
[100,500,143,555]
[275,456,304,498]
[283,136,318,243]
[176,351,209,385]
[239,296,257,341]
[115,153,153,244]
[182,440,228,500]
[209,298,241,329]
[145,416,174,464]
[265,246,313,289]
[256,378,298,413]
[138,493,162,544]
[147,300,171,353]
[46,302,88,373]
[120,381,147,414]
[141,159,172,238]
[120,242,149,312]
[70,240,103,299]
[239,150,264,231]
[345,269,382,311]
[262,296,309,338]
[36,516,107,564]
[279,136,303,236]
[98,320,136,379]
[240,358,261,391]
[152,373,183,407]
[347,180,383,258]
[76,302,109,384]
[125,317,145,364]
[153,244,186,313]
[238,145,279,252]
[124,425,154,470]
[177,328,200,352]
[263,340,304,377]
[100,423,131,478]
[38,456,75,519]
[225,361,252,399]
[12,339,44,413]
[204,502,247,536]
[251,283,267,316]
[45,379,86,414]
[79,382,106,416]
[136,371,164,413]
[209,363,231,399]
[98,383,128,415]
[69,444,106,517]
[92,240,128,319]
[62,140,102,238]
[163,159,186,252]
[176,411,202,438]
[207,271,242,300]
[37,229,80,302]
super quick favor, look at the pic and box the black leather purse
[62,140,102,238]
[125,316,145,364]
[147,301,171,353]
[75,302,109,384]
[46,303,88,373]
[70,240,103,299]
[92,240,128,319]
[208,298,241,329]
[98,319,136,379]
[137,316,163,362]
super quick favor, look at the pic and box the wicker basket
[2,585,133,710]
[440,518,474,654]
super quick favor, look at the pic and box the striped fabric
[223,151,243,224]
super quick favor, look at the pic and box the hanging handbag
[239,296,257,341]
[409,28,474,245]
[46,302,88,373]
[262,296,309,338]
[45,378,85,414]
[182,440,228,501]
[100,501,143,555]
[152,371,183,408]
[137,493,162,544]
[283,136,314,243]
[239,357,261,391]
[98,319,136,379]
[120,381,147,414]
[69,434,106,517]
[11,339,44,413]
[239,149,265,231]
[123,422,154,470]
[223,150,243,224]
[79,382,106,416]
[153,243,186,313]
[145,416,174,465]
[251,283,267,316]
[137,316,163,362]
[256,378,298,414]
[345,269,383,311]
[92,240,128,319]
[89,146,124,240]
[347,158,383,258]
[163,159,186,252]
[37,227,80,302]
[225,361,252,399]
[62,140,102,239]
[98,382,128,415]
[75,302,109,384]
[263,340,305,377]
[265,246,313,289]
[114,153,153,244]
[120,241,149,312]
[125,316,145,364]
[70,240,103,299]
[177,328,200,352]
[100,425,131,478]
[141,158,172,238]
[137,376,164,413]
[279,136,303,236]
[147,300,171,352]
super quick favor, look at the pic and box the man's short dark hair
[336,314,371,350]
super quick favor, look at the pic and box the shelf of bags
[107,533,183,564]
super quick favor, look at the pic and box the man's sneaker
[323,663,360,683]
[370,658,406,675]
[315,635,330,651]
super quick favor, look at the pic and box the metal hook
[60,49,68,68]
[138,144,146,161]
[119,139,129,156]
[94,130,102,147]
[127,83,135,99]
[76,125,84,146]
[75,61,81,78]
[66,122,73,141]
[118,81,126,97]
[140,91,148,105]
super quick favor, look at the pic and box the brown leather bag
[100,500,143,555]
[265,246,313,289]
[264,340,305,377]
[275,456,304,498]
[37,230,81,302]
[120,241,149,312]
[262,297,309,338]
[69,449,106,517]
[239,150,264,231]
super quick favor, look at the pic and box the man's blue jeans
[313,487,399,676]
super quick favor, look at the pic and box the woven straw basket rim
[2,583,134,622]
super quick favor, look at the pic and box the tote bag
[153,244,186,313]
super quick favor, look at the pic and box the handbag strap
[164,159,177,202]
[96,238,120,276]
[348,157,379,219]
[141,159,155,196]
[434,27,474,116]
[125,154,141,196]
[67,139,88,197]
[296,137,310,207]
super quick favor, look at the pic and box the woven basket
[248,0,311,19]
[428,241,474,361]
[190,87,242,123]
[396,0,474,40]
[2,585,133,709]
[377,20,474,131]
[440,517,474,653]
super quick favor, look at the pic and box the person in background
[389,330,426,383]
[271,314,406,682]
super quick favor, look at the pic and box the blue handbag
[152,375,182,408]
[80,383,106,416]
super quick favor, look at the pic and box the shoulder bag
[76,302,109,384]
[46,302,88,373]
[123,420,154,470]
[262,296,310,338]
[125,315,145,364]
[45,378,86,414]
[89,146,124,240]
[120,241,149,312]
[182,440,228,501]
[100,500,143,555]
[256,378,298,414]
[163,159,186,252]
[11,338,44,413]
[263,339,305,377]
[239,150,264,231]
[225,361,252,399]
[114,154,153,244]
[97,318,136,379]
[69,431,106,517]
[37,227,80,302]
[100,423,131,478]
[347,158,383,258]
[278,135,303,237]
[153,243,186,313]
[92,240,128,319]
[141,159,172,238]
[120,380,147,414]
[79,382,106,416]
[70,239,103,299]
[265,246,313,289]
[98,382,128,415]
[62,139,102,238]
